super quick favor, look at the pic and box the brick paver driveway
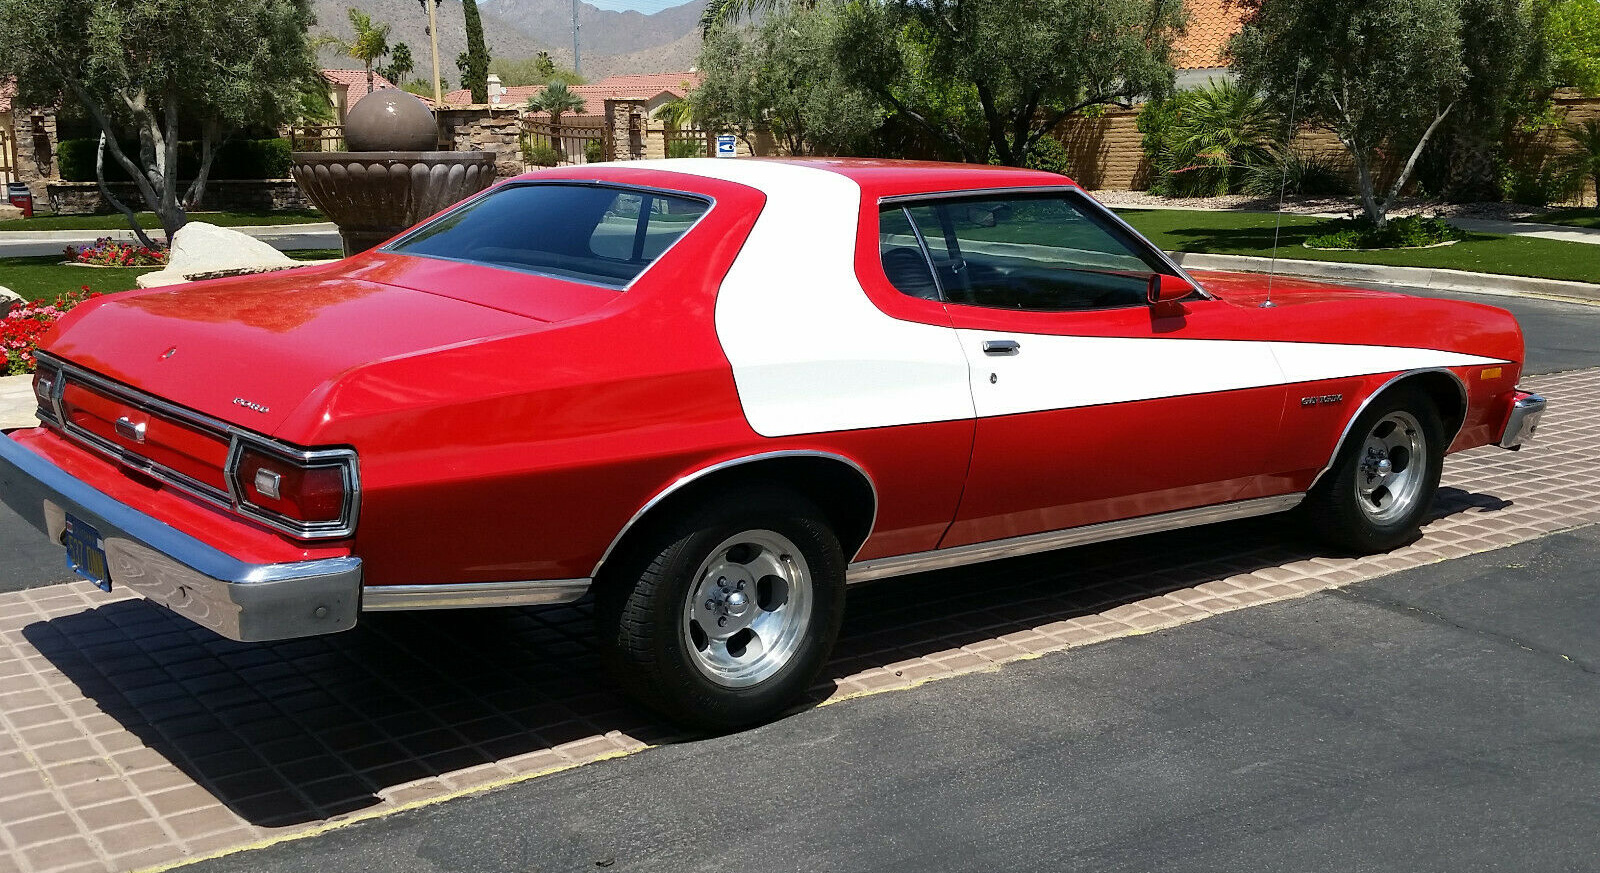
[1,368,1596,873]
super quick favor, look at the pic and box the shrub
[2,287,101,375]
[522,142,564,167]
[1141,80,1283,197]
[585,139,605,163]
[56,138,296,183]
[1500,161,1581,207]
[1305,215,1465,250]
[985,134,1073,176]
[66,238,168,267]
[666,137,706,159]
[1242,150,1353,197]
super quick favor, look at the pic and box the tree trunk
[184,120,222,209]
[154,92,186,241]
[95,133,160,250]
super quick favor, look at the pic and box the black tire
[595,487,846,731]
[1303,386,1446,554]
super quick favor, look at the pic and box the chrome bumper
[1498,391,1546,450]
[0,435,361,642]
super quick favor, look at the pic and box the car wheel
[1304,387,1446,554]
[596,488,846,731]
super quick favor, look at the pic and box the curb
[0,223,335,241]
[1169,251,1600,304]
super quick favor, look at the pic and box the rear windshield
[387,183,710,288]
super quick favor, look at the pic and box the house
[443,71,701,124]
[321,69,407,123]
[1172,0,1246,88]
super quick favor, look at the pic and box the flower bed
[2,287,101,375]
[65,238,168,267]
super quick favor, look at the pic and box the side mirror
[1146,273,1196,305]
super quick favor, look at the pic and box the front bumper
[1498,390,1546,450]
[0,434,361,642]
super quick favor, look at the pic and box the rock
[0,203,22,221]
[0,285,20,315]
[136,222,295,288]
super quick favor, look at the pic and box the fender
[1306,366,1469,493]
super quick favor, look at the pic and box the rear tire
[596,487,846,731]
[1303,387,1445,554]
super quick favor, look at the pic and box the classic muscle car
[0,159,1545,728]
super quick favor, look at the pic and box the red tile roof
[0,78,15,114]
[1174,0,1246,70]
[442,72,700,114]
[321,69,403,108]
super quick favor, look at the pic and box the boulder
[136,221,296,288]
[0,203,22,221]
[0,285,21,315]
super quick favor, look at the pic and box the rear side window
[388,183,710,288]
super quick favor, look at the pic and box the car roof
[505,158,1079,202]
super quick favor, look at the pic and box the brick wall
[12,109,58,201]
[1055,109,1149,190]
[46,180,309,215]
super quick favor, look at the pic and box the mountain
[314,0,706,82]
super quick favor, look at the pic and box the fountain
[291,91,497,256]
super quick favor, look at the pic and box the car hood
[44,263,547,437]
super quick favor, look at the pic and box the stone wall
[12,109,58,202]
[1056,109,1148,190]
[46,180,310,215]
[435,107,524,180]
[605,99,650,162]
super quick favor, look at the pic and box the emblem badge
[1300,394,1344,407]
[233,398,270,414]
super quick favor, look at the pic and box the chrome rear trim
[846,493,1305,584]
[1498,391,1546,450]
[361,579,592,611]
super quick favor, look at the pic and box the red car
[0,159,1545,728]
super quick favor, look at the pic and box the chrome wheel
[1355,410,1428,526]
[683,529,813,688]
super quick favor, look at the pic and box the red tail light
[227,440,358,538]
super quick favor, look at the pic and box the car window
[878,207,940,300]
[895,193,1166,311]
[388,184,710,288]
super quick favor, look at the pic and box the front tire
[1303,387,1446,554]
[596,488,846,731]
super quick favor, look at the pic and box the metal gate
[663,129,714,159]
[521,118,610,167]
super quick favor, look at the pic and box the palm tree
[1554,119,1600,208]
[526,82,587,128]
[318,9,391,95]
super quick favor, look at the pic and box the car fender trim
[591,450,880,578]
[1306,367,1470,493]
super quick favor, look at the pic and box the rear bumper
[0,434,360,642]
[1498,390,1546,450]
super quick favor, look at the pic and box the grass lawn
[0,209,326,232]
[1,250,342,302]
[1518,208,1600,230]
[1116,209,1600,285]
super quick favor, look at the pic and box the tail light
[33,361,62,424]
[226,438,359,538]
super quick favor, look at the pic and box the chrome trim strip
[845,494,1305,584]
[876,186,1211,298]
[1497,391,1545,450]
[36,352,361,540]
[0,434,362,642]
[361,579,592,611]
[591,450,880,578]
[1306,367,1472,493]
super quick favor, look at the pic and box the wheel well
[1394,370,1467,438]
[596,455,877,579]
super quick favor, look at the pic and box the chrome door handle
[982,339,1021,356]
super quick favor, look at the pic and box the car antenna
[1264,65,1305,310]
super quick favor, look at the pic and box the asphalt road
[1,284,1598,594]
[190,523,1600,873]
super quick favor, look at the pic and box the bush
[986,134,1073,175]
[1140,80,1283,197]
[57,137,296,183]
[522,142,564,167]
[666,137,706,159]
[2,287,101,375]
[1500,161,1582,207]
[585,140,605,164]
[1305,215,1465,250]
[1242,150,1353,197]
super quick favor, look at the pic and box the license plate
[63,514,111,592]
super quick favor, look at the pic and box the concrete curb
[0,224,339,258]
[1170,251,1600,304]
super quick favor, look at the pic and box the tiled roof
[1173,0,1246,70]
[321,69,402,108]
[0,77,15,114]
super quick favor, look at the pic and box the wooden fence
[0,123,15,186]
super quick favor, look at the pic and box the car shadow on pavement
[19,487,1515,829]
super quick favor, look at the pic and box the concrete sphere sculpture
[290,90,497,255]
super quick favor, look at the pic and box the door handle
[982,339,1021,356]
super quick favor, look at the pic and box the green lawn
[1518,208,1600,230]
[1,250,342,302]
[0,209,326,232]
[1116,209,1600,285]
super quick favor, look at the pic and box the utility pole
[571,0,581,77]
[420,0,443,104]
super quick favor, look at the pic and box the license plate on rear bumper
[63,514,111,592]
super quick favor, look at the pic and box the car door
[886,191,1293,548]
